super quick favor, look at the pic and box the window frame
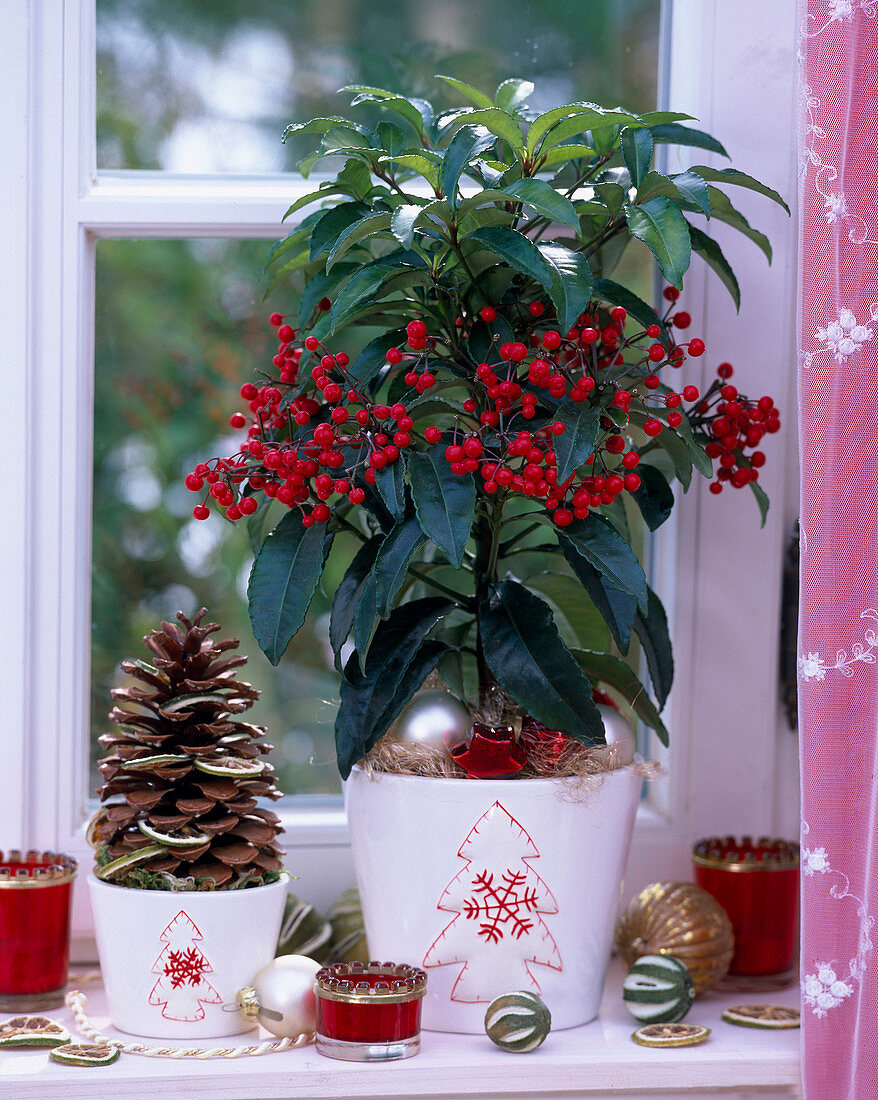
[1,0,800,947]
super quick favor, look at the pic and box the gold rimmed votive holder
[0,849,77,1011]
[314,961,427,1061]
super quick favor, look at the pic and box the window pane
[92,239,342,796]
[97,0,660,172]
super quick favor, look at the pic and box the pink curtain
[799,3,878,1097]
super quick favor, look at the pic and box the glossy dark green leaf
[391,204,427,248]
[675,414,715,478]
[352,574,381,665]
[537,243,595,335]
[245,497,278,557]
[646,427,692,489]
[377,152,441,190]
[494,78,534,112]
[309,202,370,261]
[326,211,393,270]
[297,263,357,325]
[451,108,525,154]
[559,540,636,653]
[441,125,497,209]
[626,197,692,289]
[343,87,430,137]
[467,314,515,364]
[336,597,454,777]
[375,121,408,155]
[435,74,494,109]
[497,179,580,229]
[283,116,370,142]
[703,187,772,262]
[554,404,601,484]
[592,279,670,349]
[688,224,741,309]
[649,123,729,158]
[329,251,428,332]
[639,111,695,125]
[621,126,653,188]
[570,649,669,746]
[329,535,383,661]
[630,463,675,531]
[349,328,407,389]
[689,166,790,214]
[468,225,552,288]
[372,513,426,617]
[633,587,674,709]
[247,513,329,665]
[636,170,711,217]
[523,572,611,652]
[540,143,597,168]
[557,512,648,612]
[529,105,639,154]
[408,450,476,568]
[750,480,770,527]
[480,579,604,746]
[374,456,406,522]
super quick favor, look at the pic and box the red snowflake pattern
[163,946,209,989]
[464,869,539,942]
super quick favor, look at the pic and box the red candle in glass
[314,962,426,1061]
[693,836,799,982]
[0,849,77,1011]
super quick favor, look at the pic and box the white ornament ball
[387,689,471,752]
[247,954,321,1038]
[598,704,636,764]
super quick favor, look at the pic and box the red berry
[643,418,663,437]
[624,472,642,492]
[240,383,258,400]
[463,437,483,459]
[647,324,662,338]
[348,487,366,504]
[185,474,204,492]
[406,319,427,341]
[192,504,210,520]
[688,338,705,357]
[424,426,441,444]
[269,312,283,327]
[240,496,258,515]
[672,311,691,329]
[610,306,627,325]
[709,481,723,495]
[480,306,497,322]
[542,331,562,350]
[277,324,295,342]
[621,451,640,469]
[304,336,320,351]
[508,342,528,361]
[581,327,599,344]
[528,302,545,317]
[667,410,683,427]
[682,385,699,401]
[648,344,665,363]
[553,508,573,527]
[663,286,680,301]
[717,362,734,379]
[386,348,402,364]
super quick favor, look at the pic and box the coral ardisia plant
[89,609,284,889]
[186,76,786,779]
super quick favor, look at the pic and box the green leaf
[528,104,639,154]
[329,535,383,662]
[345,88,430,137]
[435,74,494,108]
[536,243,595,335]
[621,126,653,188]
[633,588,674,708]
[336,597,454,777]
[408,450,476,569]
[349,328,406,388]
[689,166,790,214]
[309,202,370,261]
[554,405,601,484]
[449,108,525,155]
[326,211,393,270]
[630,463,675,531]
[570,649,669,747]
[688,224,741,309]
[283,116,369,141]
[282,186,346,223]
[468,225,552,290]
[675,414,714,479]
[375,121,408,155]
[372,513,426,617]
[649,123,729,158]
[557,513,648,612]
[523,572,611,652]
[646,426,692,489]
[441,125,497,209]
[497,178,580,229]
[377,152,441,190]
[297,263,357,325]
[591,182,626,218]
[353,575,381,663]
[636,170,711,217]
[247,513,329,665]
[374,456,407,522]
[494,78,534,112]
[626,197,692,289]
[480,579,605,746]
[702,187,772,262]
[639,111,695,125]
[592,279,670,349]
[750,480,770,527]
[329,251,428,332]
[245,497,278,557]
[391,204,426,249]
[558,542,636,653]
[539,143,597,168]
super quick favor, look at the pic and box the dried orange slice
[0,1016,70,1048]
[49,1042,121,1066]
[722,1004,800,1029]
[137,821,211,847]
[194,756,264,777]
[94,843,166,881]
[632,1022,711,1047]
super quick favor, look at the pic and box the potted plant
[188,76,785,1031]
[87,609,288,1039]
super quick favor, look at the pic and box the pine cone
[91,609,284,889]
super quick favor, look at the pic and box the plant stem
[406,565,475,611]
[472,495,503,705]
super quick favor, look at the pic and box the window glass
[92,239,344,796]
[97,0,661,172]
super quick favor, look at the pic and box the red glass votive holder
[693,836,799,989]
[314,962,426,1061]
[0,849,77,1011]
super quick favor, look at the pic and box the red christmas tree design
[148,910,222,1021]
[422,801,562,1003]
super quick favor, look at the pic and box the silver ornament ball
[238,953,321,1038]
[387,689,471,752]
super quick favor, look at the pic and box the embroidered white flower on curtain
[823,191,848,222]
[803,965,854,1017]
[814,308,874,362]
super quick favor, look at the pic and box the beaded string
[64,990,314,1059]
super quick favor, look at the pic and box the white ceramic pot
[88,873,288,1039]
[345,766,640,1034]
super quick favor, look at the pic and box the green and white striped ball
[484,991,552,1052]
[622,954,695,1024]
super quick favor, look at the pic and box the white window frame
[1,0,800,951]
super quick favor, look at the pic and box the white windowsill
[3,960,801,1100]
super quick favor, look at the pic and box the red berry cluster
[185,286,778,527]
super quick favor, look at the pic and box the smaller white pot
[88,873,288,1039]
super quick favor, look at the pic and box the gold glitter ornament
[615,881,734,994]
